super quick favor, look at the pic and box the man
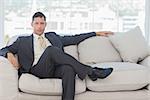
[0,12,113,100]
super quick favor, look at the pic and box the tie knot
[38,36,46,49]
[38,36,44,40]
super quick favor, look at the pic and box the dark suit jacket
[0,32,96,75]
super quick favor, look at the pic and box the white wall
[0,0,4,48]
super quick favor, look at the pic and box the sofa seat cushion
[78,36,121,64]
[19,74,86,95]
[86,62,148,92]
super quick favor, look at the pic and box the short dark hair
[32,12,46,22]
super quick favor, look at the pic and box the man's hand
[7,52,20,69]
[96,31,114,37]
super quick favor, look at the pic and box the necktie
[38,36,46,49]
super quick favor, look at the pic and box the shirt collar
[33,33,45,39]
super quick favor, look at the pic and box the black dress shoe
[93,67,113,79]
[88,72,98,81]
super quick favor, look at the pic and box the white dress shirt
[32,33,51,66]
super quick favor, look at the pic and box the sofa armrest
[0,56,18,99]
[140,56,150,90]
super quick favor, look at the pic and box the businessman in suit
[0,12,113,100]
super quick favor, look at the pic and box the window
[1,0,145,46]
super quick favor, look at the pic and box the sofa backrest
[78,36,122,64]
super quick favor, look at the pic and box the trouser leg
[54,65,76,100]
[30,46,92,79]
[45,46,92,79]
[30,61,76,100]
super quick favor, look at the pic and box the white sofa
[0,27,150,100]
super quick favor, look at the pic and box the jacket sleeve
[0,38,20,57]
[59,32,96,46]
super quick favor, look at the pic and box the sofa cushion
[86,62,148,92]
[109,26,149,63]
[78,36,121,64]
[19,74,86,95]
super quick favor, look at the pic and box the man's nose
[37,24,42,28]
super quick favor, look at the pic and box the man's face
[31,17,46,36]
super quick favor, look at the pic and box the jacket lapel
[45,33,54,45]
[45,32,63,50]
[28,34,34,63]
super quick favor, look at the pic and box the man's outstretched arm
[60,31,113,46]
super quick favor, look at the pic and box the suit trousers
[29,46,93,100]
